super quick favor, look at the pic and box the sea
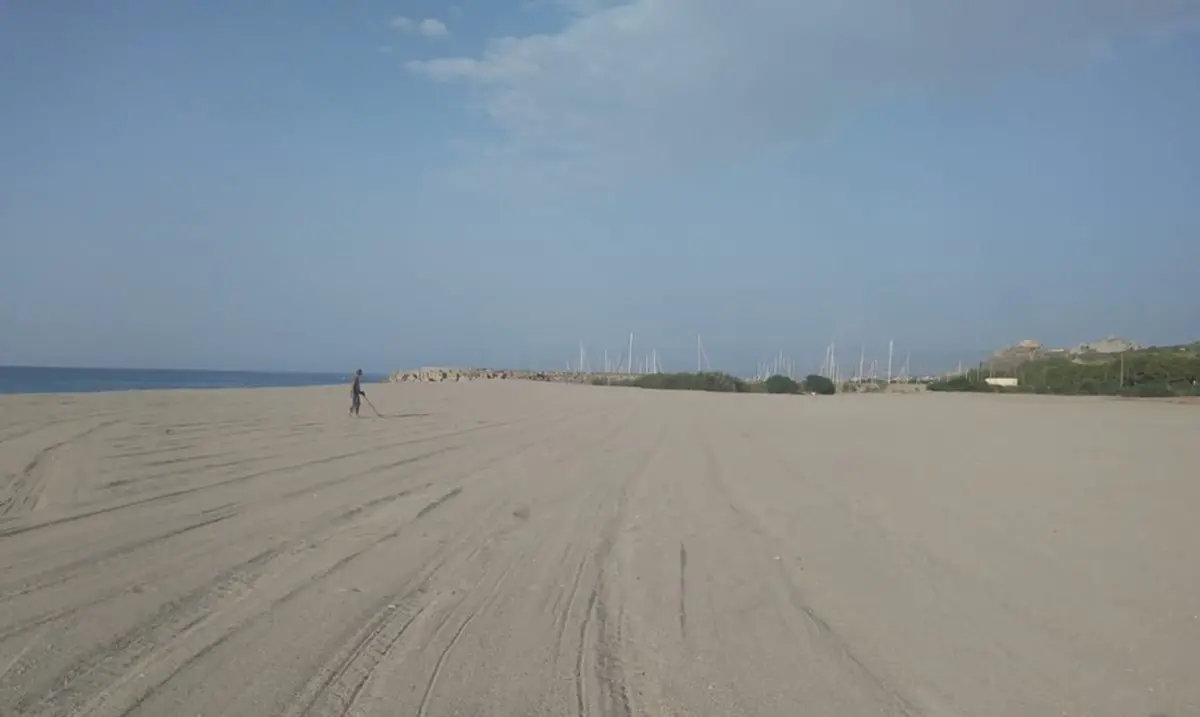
[0,366,377,395]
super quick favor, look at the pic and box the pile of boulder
[388,367,607,384]
[389,367,509,383]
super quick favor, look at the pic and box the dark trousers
[350,393,361,415]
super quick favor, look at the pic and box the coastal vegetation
[926,343,1200,397]
[764,374,800,394]
[803,374,837,395]
[591,372,837,395]
[597,371,753,392]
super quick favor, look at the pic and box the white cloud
[409,0,1200,195]
[391,16,450,39]
[519,0,620,14]
[419,18,450,38]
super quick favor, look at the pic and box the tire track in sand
[10,437,478,717]
[60,412,587,717]
[416,563,518,717]
[540,415,642,666]
[0,415,533,539]
[0,507,241,604]
[0,412,120,447]
[13,543,289,716]
[46,502,430,717]
[703,420,927,717]
[0,440,463,643]
[574,420,664,717]
[286,414,602,717]
[0,419,121,517]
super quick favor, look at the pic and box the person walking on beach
[349,369,366,416]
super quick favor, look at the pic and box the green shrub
[627,372,750,393]
[803,374,836,395]
[927,375,990,392]
[764,375,801,394]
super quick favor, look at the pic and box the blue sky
[1,1,1198,375]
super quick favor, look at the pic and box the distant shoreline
[0,364,354,375]
[0,366,378,396]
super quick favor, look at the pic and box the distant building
[985,377,1019,387]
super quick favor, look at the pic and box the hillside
[934,339,1200,397]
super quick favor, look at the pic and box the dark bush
[627,372,750,393]
[764,375,801,394]
[803,374,836,395]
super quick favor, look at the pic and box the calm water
[0,366,375,395]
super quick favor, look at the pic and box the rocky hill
[985,336,1143,373]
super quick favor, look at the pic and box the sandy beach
[0,381,1197,716]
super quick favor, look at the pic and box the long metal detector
[362,394,384,418]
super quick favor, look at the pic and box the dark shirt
[351,376,362,396]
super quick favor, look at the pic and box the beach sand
[1,382,1197,716]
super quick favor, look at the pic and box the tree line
[591,372,837,395]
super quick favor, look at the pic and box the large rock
[985,335,1142,372]
[1074,336,1141,355]
[988,340,1051,371]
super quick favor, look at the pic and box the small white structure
[985,377,1019,388]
